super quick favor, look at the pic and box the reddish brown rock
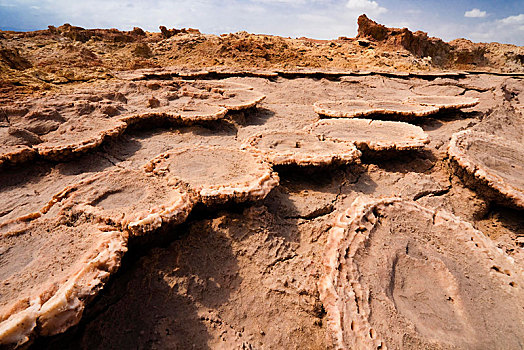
[448,130,524,208]
[244,130,361,166]
[320,198,524,349]
[146,147,279,205]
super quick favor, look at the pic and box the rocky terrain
[0,15,523,349]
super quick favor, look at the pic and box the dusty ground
[1,16,523,350]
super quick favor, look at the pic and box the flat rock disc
[320,198,524,350]
[36,117,127,160]
[147,147,279,205]
[369,100,439,116]
[448,130,524,208]
[313,100,375,118]
[406,95,480,110]
[306,118,429,151]
[0,217,127,346]
[245,130,360,166]
[313,100,439,118]
[60,168,196,235]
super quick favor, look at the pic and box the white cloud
[500,13,524,25]
[464,8,487,18]
[346,0,387,15]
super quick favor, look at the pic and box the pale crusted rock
[35,117,127,160]
[313,100,376,118]
[0,80,266,169]
[0,217,127,347]
[313,99,439,118]
[244,130,360,166]
[319,198,524,350]
[60,168,196,235]
[448,130,524,209]
[146,147,279,205]
[405,95,480,110]
[306,118,429,152]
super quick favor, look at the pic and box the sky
[0,0,523,45]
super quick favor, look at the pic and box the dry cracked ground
[1,67,523,349]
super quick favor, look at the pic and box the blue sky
[0,0,523,45]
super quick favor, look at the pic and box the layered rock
[59,168,197,235]
[146,147,279,205]
[313,99,439,119]
[306,119,429,152]
[0,217,127,346]
[320,198,524,349]
[244,130,361,166]
[448,130,524,208]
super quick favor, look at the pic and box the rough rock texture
[0,66,522,349]
[306,118,429,153]
[0,217,127,346]
[244,130,361,166]
[0,80,265,167]
[405,95,480,110]
[59,168,197,235]
[1,17,523,97]
[320,198,524,349]
[313,99,440,119]
[147,147,279,205]
[449,130,524,209]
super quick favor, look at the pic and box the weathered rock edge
[318,197,522,349]
[448,130,524,209]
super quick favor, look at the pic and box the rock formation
[244,130,361,166]
[320,198,524,349]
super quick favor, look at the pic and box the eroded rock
[319,198,524,349]
[448,130,524,208]
[146,147,279,205]
[0,80,266,168]
[0,217,127,347]
[306,118,429,152]
[405,95,480,110]
[244,130,360,166]
[313,99,439,118]
[59,168,196,235]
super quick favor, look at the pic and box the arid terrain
[0,15,523,349]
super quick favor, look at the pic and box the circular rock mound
[244,130,360,166]
[319,198,524,350]
[370,100,439,117]
[406,95,480,110]
[306,119,429,152]
[313,100,438,118]
[0,217,127,346]
[0,80,266,169]
[313,100,375,118]
[0,127,37,167]
[35,117,127,160]
[60,169,196,235]
[146,147,279,205]
[448,130,524,208]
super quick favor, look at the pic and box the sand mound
[320,198,524,349]
[448,130,524,208]
[406,95,480,110]
[306,118,429,152]
[0,217,127,346]
[146,147,279,205]
[60,168,196,235]
[313,99,439,119]
[244,130,360,166]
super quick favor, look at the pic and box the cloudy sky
[1,0,523,45]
